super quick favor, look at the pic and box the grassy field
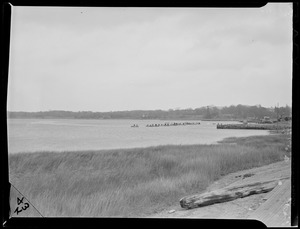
[9,134,291,217]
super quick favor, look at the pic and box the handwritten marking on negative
[14,197,29,215]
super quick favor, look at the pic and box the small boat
[131,124,139,127]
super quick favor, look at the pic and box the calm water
[7,119,270,154]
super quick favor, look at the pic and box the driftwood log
[180,179,283,209]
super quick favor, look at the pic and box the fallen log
[180,179,283,209]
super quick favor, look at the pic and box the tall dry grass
[9,134,290,217]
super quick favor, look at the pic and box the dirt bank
[147,160,291,227]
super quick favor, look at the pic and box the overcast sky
[7,4,292,112]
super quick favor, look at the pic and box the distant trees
[219,105,275,120]
[203,106,211,119]
[7,104,292,120]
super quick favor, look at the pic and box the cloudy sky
[7,4,292,112]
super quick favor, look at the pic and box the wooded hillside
[7,104,291,120]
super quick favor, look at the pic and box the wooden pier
[216,123,289,130]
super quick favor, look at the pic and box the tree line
[7,104,291,121]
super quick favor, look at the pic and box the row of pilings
[146,122,201,127]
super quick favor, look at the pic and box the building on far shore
[262,116,272,123]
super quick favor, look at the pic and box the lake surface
[7,119,270,154]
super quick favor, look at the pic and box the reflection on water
[7,119,269,153]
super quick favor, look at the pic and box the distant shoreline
[7,117,242,122]
[7,104,291,121]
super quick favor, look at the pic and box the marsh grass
[9,134,290,217]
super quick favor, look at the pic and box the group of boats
[131,122,201,128]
